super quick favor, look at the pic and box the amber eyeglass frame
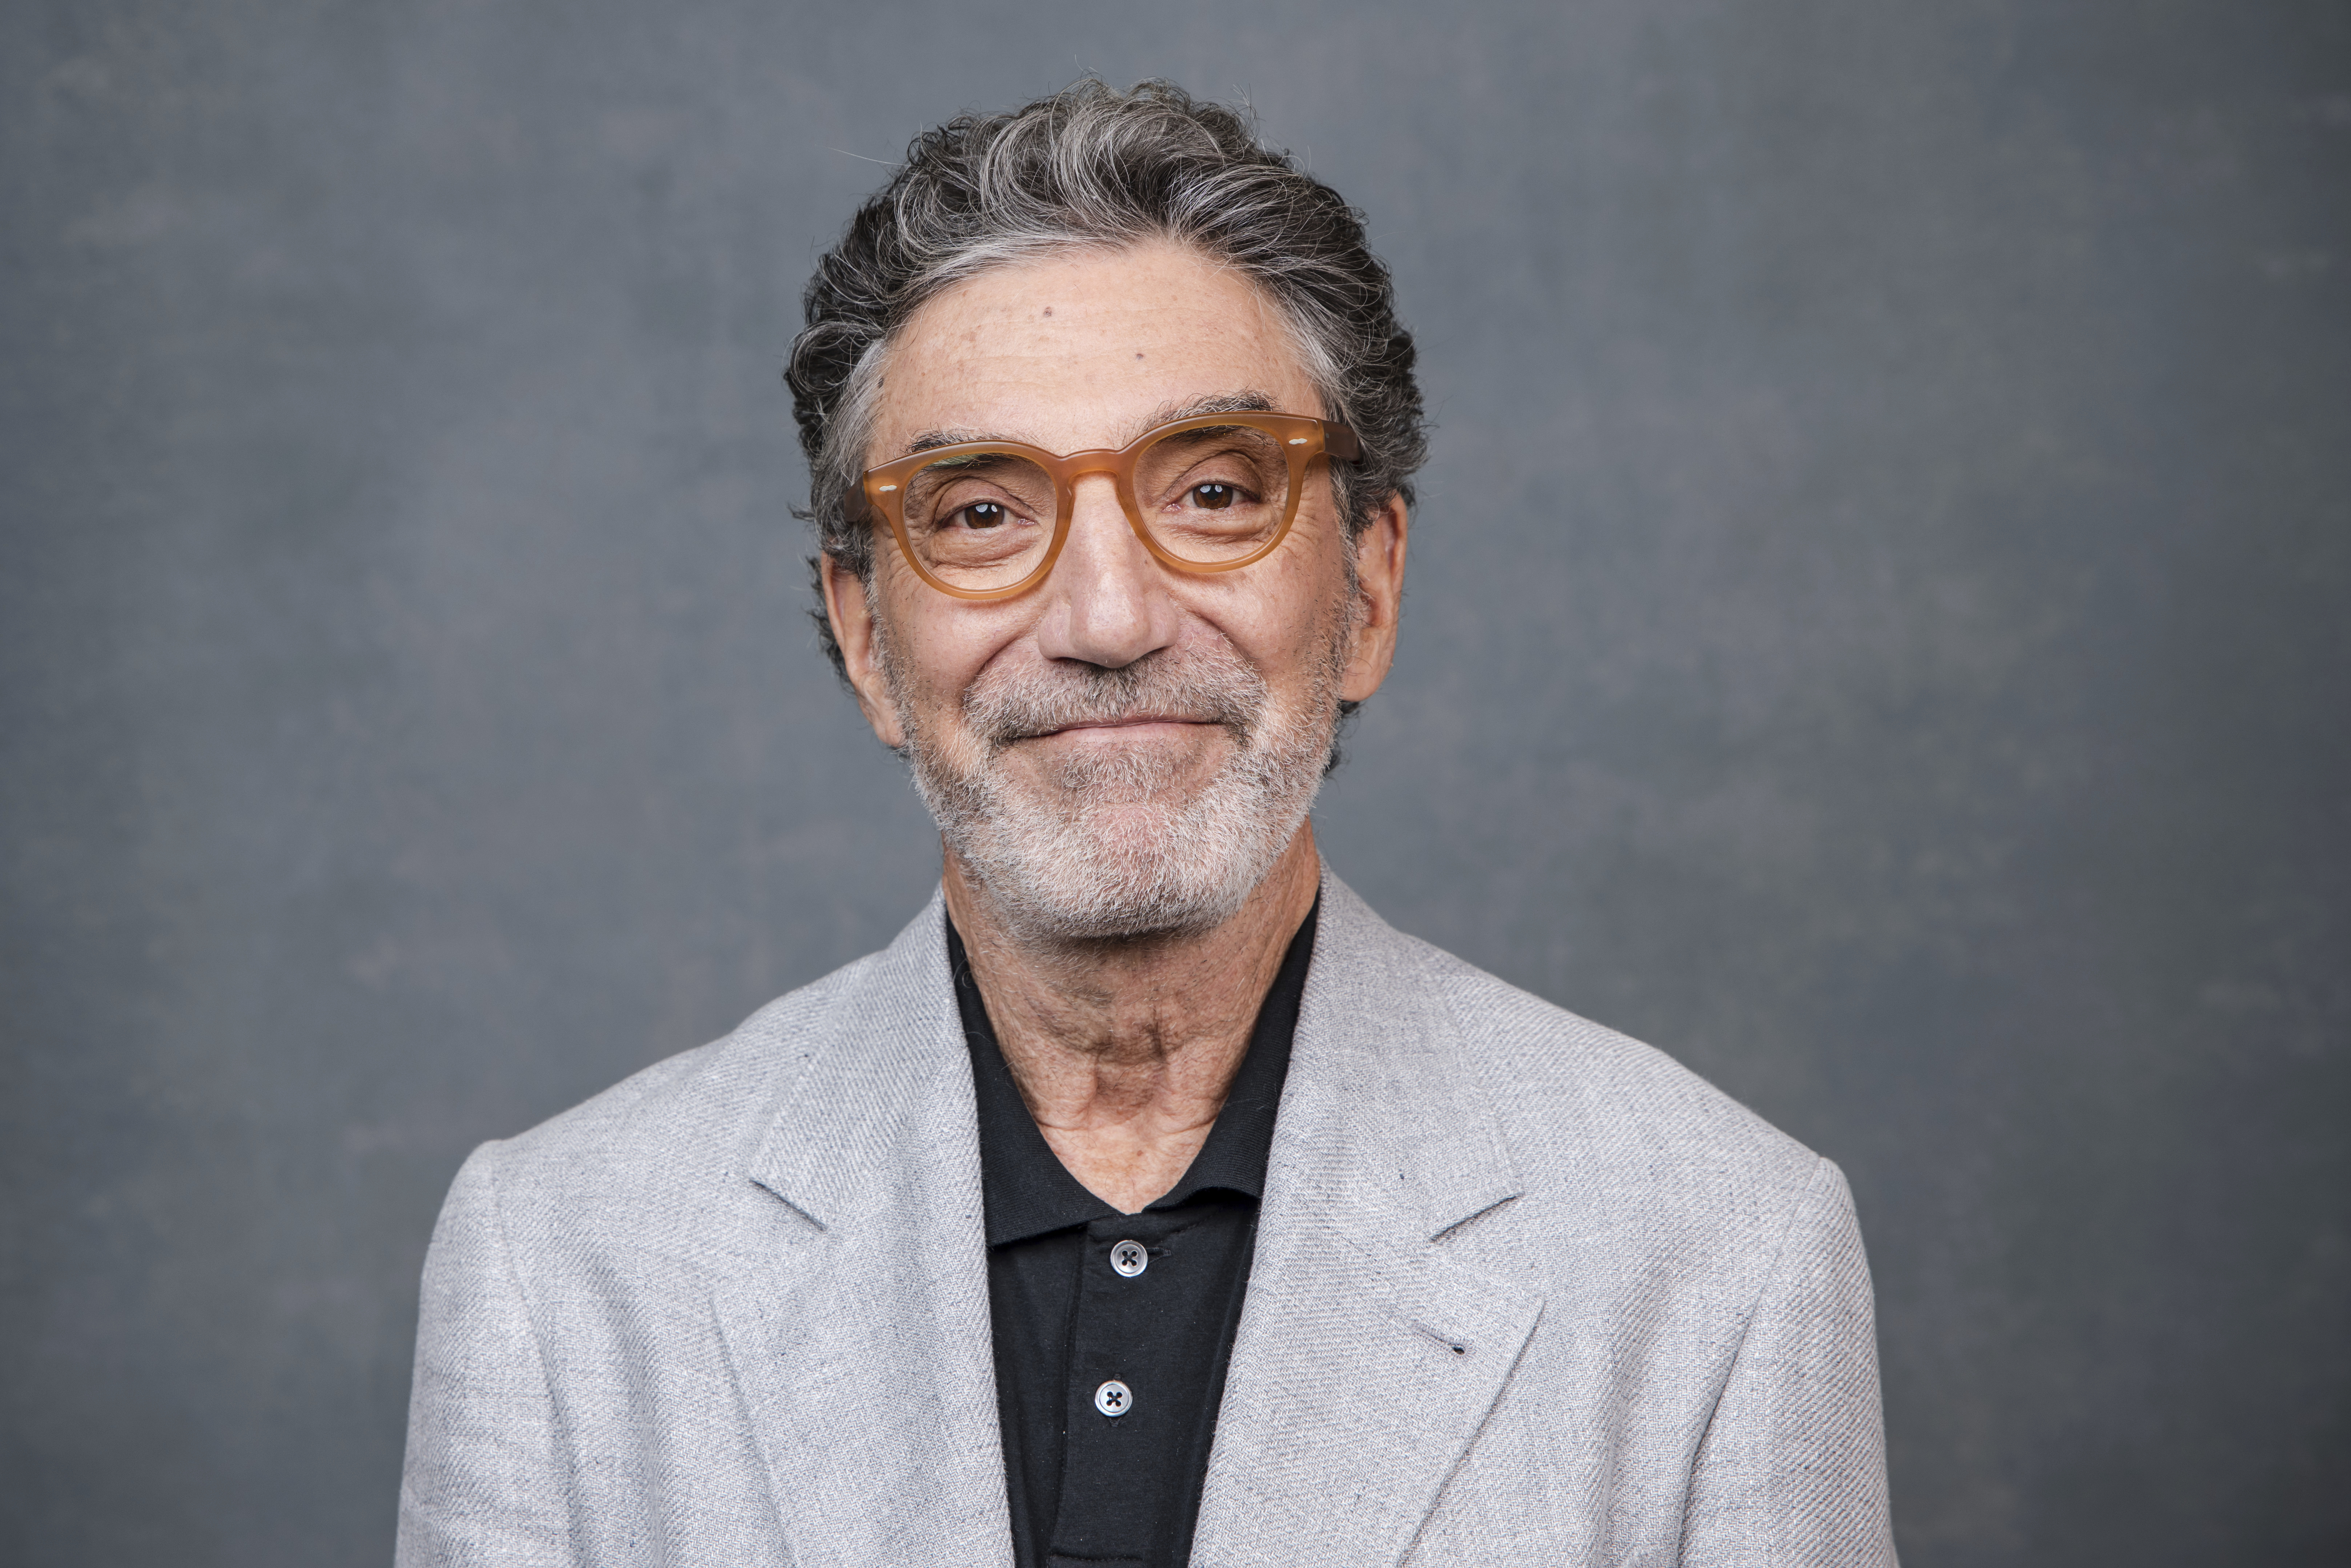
[842,411,1363,602]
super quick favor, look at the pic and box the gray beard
[887,628,1348,943]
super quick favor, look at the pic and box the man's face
[825,240,1406,941]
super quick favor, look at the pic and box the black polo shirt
[947,901,1315,1568]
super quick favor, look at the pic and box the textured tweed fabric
[397,871,1897,1566]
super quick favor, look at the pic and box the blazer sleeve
[397,1143,574,1567]
[1680,1157,1898,1567]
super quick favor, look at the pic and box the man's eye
[1189,483,1238,510]
[952,501,1013,530]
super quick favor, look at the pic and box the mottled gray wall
[3,1,2344,1562]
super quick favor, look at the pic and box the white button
[1110,1239,1148,1278]
[1093,1379,1132,1417]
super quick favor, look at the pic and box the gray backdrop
[4,1,2344,1562]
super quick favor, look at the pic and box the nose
[1032,473,1180,669]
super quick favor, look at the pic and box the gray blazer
[398,872,1896,1566]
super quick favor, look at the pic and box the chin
[954,793,1301,943]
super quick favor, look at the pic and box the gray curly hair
[786,79,1428,678]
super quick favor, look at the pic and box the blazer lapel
[1189,874,1544,1568]
[711,895,1015,1568]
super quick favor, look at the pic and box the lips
[1026,715,1216,738]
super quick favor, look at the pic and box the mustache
[961,648,1268,746]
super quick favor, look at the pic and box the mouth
[1020,715,1221,742]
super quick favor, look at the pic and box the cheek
[1192,549,1351,685]
[877,582,1028,711]
[1264,526,1356,650]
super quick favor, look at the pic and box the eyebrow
[896,390,1283,460]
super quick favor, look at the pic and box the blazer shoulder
[1380,921,1825,1217]
[464,948,884,1221]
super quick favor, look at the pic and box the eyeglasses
[843,411,1361,601]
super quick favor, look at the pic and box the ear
[1339,492,1410,703]
[819,553,907,750]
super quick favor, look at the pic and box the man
[399,81,1896,1567]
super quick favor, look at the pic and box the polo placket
[949,902,1315,1568]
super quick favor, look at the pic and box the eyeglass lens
[896,423,1296,592]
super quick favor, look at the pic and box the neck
[943,825,1321,1214]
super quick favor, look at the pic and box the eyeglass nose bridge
[1055,450,1151,544]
